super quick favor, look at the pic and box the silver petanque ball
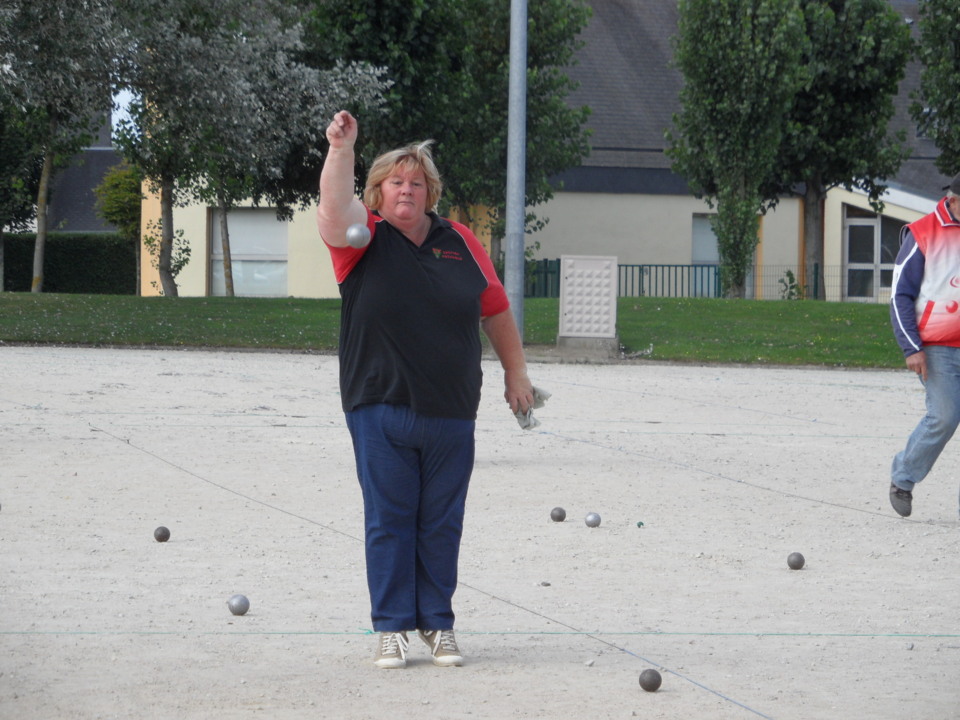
[346,223,371,248]
[153,526,170,543]
[787,552,805,570]
[227,594,250,616]
[584,512,601,528]
[550,507,566,522]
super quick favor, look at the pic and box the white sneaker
[374,631,409,669]
[418,629,463,667]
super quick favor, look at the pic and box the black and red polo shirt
[325,209,509,420]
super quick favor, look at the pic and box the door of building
[843,205,900,303]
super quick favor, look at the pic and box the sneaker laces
[436,630,459,653]
[381,632,407,656]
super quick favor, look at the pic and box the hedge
[1,232,137,295]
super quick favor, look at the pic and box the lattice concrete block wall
[558,255,618,339]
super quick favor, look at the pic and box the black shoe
[889,484,913,517]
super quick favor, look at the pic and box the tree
[116,0,388,297]
[301,0,591,259]
[115,0,246,297]
[667,0,808,298]
[94,162,143,244]
[769,0,912,299]
[0,0,124,292]
[439,0,592,261]
[0,100,41,234]
[188,28,388,296]
[0,97,44,291]
[910,0,960,176]
[0,10,38,249]
[93,161,143,291]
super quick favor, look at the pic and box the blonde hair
[364,140,443,212]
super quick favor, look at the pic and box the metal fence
[619,264,721,298]
[729,264,846,301]
[525,258,561,298]
[525,260,857,302]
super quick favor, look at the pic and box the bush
[93,162,142,243]
[2,232,137,294]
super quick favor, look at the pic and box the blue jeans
[892,345,960,491]
[345,404,475,632]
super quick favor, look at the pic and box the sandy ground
[1,345,958,720]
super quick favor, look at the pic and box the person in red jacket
[317,110,534,668]
[889,172,960,518]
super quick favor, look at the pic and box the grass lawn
[0,292,904,368]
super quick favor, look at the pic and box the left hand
[906,349,927,382]
[504,368,534,414]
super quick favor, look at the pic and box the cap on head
[942,172,960,196]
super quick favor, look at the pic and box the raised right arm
[317,110,368,248]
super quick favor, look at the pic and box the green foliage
[184,12,389,220]
[669,0,808,199]
[302,0,592,239]
[773,0,912,299]
[0,1,120,161]
[115,0,275,198]
[2,233,137,294]
[668,0,808,297]
[93,163,143,242]
[778,269,806,300]
[0,0,125,291]
[711,195,762,295]
[769,0,913,204]
[910,0,960,176]
[0,98,43,233]
[114,0,389,295]
[115,0,264,294]
[669,0,912,300]
[443,0,592,236]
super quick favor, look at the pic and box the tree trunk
[218,195,235,297]
[0,230,5,292]
[158,179,179,297]
[726,277,745,299]
[135,215,141,296]
[802,177,826,300]
[713,187,758,299]
[31,149,55,293]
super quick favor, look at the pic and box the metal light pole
[505,0,528,338]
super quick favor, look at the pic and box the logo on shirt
[432,249,463,261]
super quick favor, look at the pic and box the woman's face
[379,166,428,226]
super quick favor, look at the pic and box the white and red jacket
[890,197,960,356]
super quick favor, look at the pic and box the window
[210,208,288,297]
[691,214,721,297]
[692,214,719,264]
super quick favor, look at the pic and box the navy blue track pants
[345,403,475,631]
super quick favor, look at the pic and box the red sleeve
[321,208,377,284]
[450,219,510,317]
